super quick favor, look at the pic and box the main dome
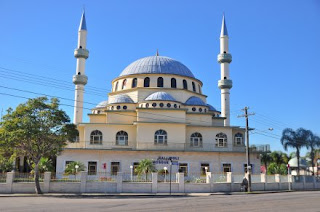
[119,56,195,78]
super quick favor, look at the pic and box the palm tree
[134,159,157,181]
[306,131,320,175]
[281,128,309,176]
[260,152,272,174]
[270,151,284,167]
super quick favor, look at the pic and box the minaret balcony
[74,48,89,59]
[73,74,88,85]
[217,53,232,63]
[218,79,233,89]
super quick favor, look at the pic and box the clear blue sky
[0,0,319,156]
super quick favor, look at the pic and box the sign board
[153,156,179,165]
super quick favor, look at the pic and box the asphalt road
[0,191,319,212]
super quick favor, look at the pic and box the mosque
[56,12,261,176]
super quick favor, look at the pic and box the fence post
[43,172,51,193]
[80,171,87,193]
[116,172,123,193]
[206,172,213,192]
[313,175,316,189]
[152,172,158,193]
[261,173,266,191]
[6,171,14,193]
[177,172,184,193]
[302,175,306,190]
[227,172,233,192]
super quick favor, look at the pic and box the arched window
[234,133,243,146]
[190,132,202,147]
[215,133,227,147]
[132,78,137,88]
[192,82,196,92]
[122,79,127,90]
[198,84,202,94]
[144,77,150,87]
[116,131,128,146]
[171,78,177,88]
[183,80,188,90]
[154,129,167,145]
[114,82,119,91]
[157,77,163,87]
[90,130,103,144]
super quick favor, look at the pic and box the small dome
[145,92,176,101]
[185,96,206,106]
[288,157,307,168]
[207,104,217,111]
[120,56,195,78]
[108,94,134,104]
[96,100,108,108]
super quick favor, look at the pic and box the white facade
[56,13,260,177]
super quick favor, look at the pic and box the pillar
[43,172,51,193]
[6,172,14,193]
[80,171,87,193]
[152,172,158,193]
[116,172,123,193]
[177,172,184,193]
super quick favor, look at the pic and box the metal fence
[184,173,206,183]
[0,173,6,183]
[87,172,117,182]
[13,173,43,182]
[212,173,227,183]
[51,173,80,182]
[122,173,152,182]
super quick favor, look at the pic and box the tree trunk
[264,162,268,175]
[296,149,300,176]
[311,151,315,176]
[34,163,43,194]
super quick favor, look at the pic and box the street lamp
[164,167,168,183]
[130,165,133,181]
[75,164,79,180]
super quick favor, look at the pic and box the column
[80,171,87,193]
[177,172,184,193]
[152,172,158,193]
[6,172,14,193]
[116,172,123,193]
[43,172,51,193]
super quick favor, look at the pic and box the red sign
[103,163,107,169]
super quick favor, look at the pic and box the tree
[281,128,309,176]
[134,159,157,181]
[0,97,77,194]
[270,151,284,167]
[64,161,86,176]
[30,157,54,174]
[260,152,272,174]
[306,131,320,175]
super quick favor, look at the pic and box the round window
[167,103,171,108]
[160,103,164,107]
[152,103,157,107]
[192,107,196,111]
[116,105,121,110]
[199,108,202,112]
[123,105,127,110]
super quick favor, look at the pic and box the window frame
[222,163,231,173]
[88,161,97,175]
[234,133,243,146]
[190,132,203,147]
[132,78,137,88]
[192,82,196,92]
[171,78,177,88]
[215,133,227,148]
[157,77,164,87]
[144,77,150,87]
[90,130,103,144]
[183,79,188,90]
[154,129,168,145]
[116,130,128,146]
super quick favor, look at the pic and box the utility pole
[238,106,255,192]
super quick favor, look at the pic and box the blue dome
[145,92,176,101]
[185,96,206,106]
[96,100,108,108]
[207,104,217,111]
[108,94,134,104]
[120,56,195,78]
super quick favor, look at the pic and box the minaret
[217,14,232,126]
[73,11,89,124]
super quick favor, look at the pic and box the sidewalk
[0,190,302,198]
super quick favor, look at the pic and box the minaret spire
[156,49,159,56]
[217,14,232,126]
[73,12,89,124]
